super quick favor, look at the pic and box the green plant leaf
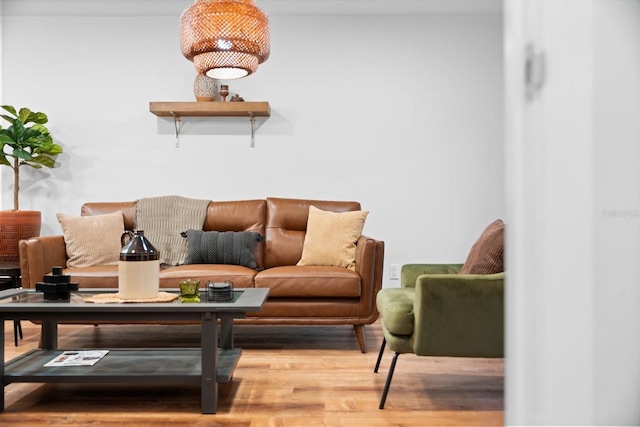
[0,114,15,124]
[12,119,25,142]
[0,133,14,144]
[4,127,16,142]
[31,123,50,135]
[0,155,10,167]
[38,142,63,155]
[29,155,56,168]
[23,136,45,148]
[1,105,17,116]
[12,147,32,161]
[51,145,63,155]
[29,112,48,124]
[18,108,32,123]
[22,127,44,141]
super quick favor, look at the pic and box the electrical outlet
[389,264,400,280]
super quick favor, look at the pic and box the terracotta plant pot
[0,210,41,263]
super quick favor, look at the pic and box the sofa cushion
[297,206,368,271]
[182,230,261,269]
[59,264,259,290]
[61,265,120,288]
[57,211,124,268]
[459,219,505,274]
[377,287,416,336]
[263,198,362,269]
[202,199,266,268]
[160,264,257,288]
[255,265,361,298]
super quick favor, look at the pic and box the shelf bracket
[171,112,181,148]
[249,112,256,148]
[171,112,181,138]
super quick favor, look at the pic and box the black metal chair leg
[13,320,22,346]
[379,351,399,409]
[374,337,386,373]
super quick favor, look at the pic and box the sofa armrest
[355,235,385,322]
[19,235,68,289]
[413,272,504,357]
[401,263,464,288]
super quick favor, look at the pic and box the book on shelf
[44,350,110,367]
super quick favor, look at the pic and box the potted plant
[0,105,63,262]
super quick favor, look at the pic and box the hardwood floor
[2,320,503,426]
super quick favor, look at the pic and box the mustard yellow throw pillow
[297,206,369,271]
[57,211,124,268]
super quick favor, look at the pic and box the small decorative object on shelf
[207,280,234,302]
[220,85,229,102]
[193,74,219,102]
[36,266,79,300]
[230,94,245,102]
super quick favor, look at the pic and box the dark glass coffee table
[0,287,268,414]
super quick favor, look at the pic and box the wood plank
[2,321,503,426]
[149,101,271,117]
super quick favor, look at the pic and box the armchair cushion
[56,211,124,268]
[297,206,368,271]
[459,219,504,274]
[376,288,415,335]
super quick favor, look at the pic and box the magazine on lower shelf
[44,350,110,367]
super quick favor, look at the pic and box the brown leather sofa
[19,197,385,352]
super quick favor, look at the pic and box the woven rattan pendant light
[180,0,270,80]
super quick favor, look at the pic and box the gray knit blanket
[134,195,210,265]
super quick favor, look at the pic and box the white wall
[505,0,640,425]
[0,1,504,287]
[0,0,3,203]
[593,2,640,422]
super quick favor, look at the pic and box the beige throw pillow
[297,206,369,271]
[57,211,125,268]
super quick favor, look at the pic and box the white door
[504,0,640,425]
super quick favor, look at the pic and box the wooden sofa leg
[354,324,366,353]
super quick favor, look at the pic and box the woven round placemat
[84,291,179,304]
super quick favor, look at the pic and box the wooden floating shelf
[149,101,271,117]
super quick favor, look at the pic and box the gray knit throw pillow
[182,229,260,269]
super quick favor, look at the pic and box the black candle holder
[36,266,79,300]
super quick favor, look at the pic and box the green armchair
[374,263,504,409]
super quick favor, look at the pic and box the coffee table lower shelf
[3,348,241,384]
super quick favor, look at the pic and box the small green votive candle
[179,279,200,303]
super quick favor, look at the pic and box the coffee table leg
[1,319,5,412]
[41,320,58,350]
[201,312,218,414]
[219,315,234,349]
